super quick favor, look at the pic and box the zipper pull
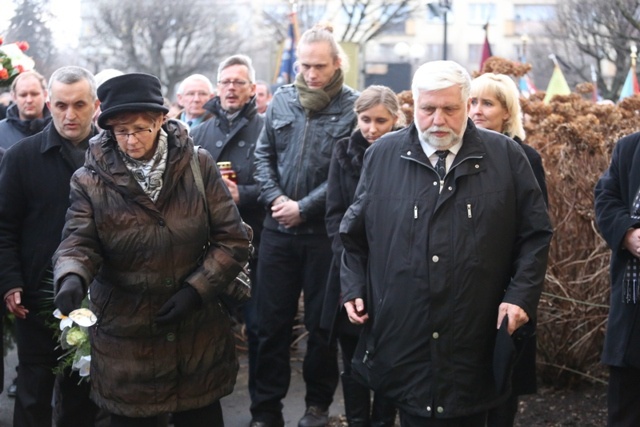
[414,205,418,219]
[467,203,472,218]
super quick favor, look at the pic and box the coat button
[164,278,173,287]
[216,140,223,147]
[426,406,432,412]
[475,164,480,168]
[448,186,453,191]
[238,140,246,147]
[437,406,444,413]
[433,181,438,186]
[166,333,175,342]
[432,255,439,262]
[158,220,165,227]
[432,332,439,339]
[406,150,412,155]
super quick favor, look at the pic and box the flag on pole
[518,74,537,98]
[274,12,299,85]
[479,23,493,72]
[543,55,571,104]
[618,46,639,102]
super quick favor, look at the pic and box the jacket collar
[40,121,98,154]
[6,103,52,136]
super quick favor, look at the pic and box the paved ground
[0,342,345,427]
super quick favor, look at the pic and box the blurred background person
[323,85,402,427]
[174,74,215,128]
[191,54,265,402]
[254,80,272,115]
[0,70,51,150]
[91,68,124,129]
[469,72,548,427]
[52,72,250,427]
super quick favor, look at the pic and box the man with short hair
[0,70,51,150]
[340,60,552,426]
[254,80,272,115]
[0,66,100,427]
[191,54,265,401]
[175,73,215,128]
[251,24,358,427]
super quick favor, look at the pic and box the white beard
[419,120,467,150]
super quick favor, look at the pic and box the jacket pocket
[272,117,295,153]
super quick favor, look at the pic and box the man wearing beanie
[251,23,358,427]
[0,66,100,427]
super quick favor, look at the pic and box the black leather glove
[54,274,85,316]
[155,285,202,325]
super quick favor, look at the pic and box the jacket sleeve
[0,148,28,295]
[595,138,640,259]
[187,151,251,300]
[53,171,104,294]
[339,152,371,304]
[326,145,347,257]
[502,142,553,320]
[253,111,284,207]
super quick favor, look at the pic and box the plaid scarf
[624,187,640,303]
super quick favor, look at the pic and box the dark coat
[253,83,358,234]
[340,121,552,418]
[322,129,370,333]
[0,122,97,364]
[595,132,640,367]
[53,120,251,417]
[191,96,265,250]
[0,103,51,150]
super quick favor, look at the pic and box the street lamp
[426,0,452,60]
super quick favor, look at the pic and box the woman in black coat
[323,85,402,426]
[469,73,548,427]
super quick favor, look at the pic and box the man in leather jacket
[251,24,358,427]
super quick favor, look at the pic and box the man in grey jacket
[251,24,358,427]
[340,61,552,427]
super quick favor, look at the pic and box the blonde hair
[470,73,525,140]
[355,85,404,127]
[296,22,349,72]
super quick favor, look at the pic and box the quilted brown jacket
[53,119,250,417]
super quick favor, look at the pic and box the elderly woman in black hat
[51,73,251,427]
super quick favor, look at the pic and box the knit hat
[97,73,169,129]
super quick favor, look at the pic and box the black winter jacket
[340,121,552,418]
[254,83,358,234]
[0,103,51,150]
[191,96,265,249]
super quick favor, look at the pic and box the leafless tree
[337,0,420,43]
[79,0,245,98]
[545,0,640,100]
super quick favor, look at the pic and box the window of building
[468,3,497,25]
[514,4,556,22]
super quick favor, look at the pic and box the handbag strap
[190,145,209,221]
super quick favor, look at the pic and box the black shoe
[7,378,16,398]
[298,406,329,427]
[249,416,284,427]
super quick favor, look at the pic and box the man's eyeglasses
[113,128,153,140]
[218,80,249,87]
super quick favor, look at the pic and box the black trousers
[14,311,98,427]
[110,401,223,427]
[250,229,339,421]
[399,410,487,427]
[608,365,640,426]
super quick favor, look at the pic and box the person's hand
[4,290,28,319]
[624,228,640,258]
[497,302,529,335]
[155,285,202,325]
[344,298,369,325]
[54,274,85,316]
[272,199,302,228]
[222,177,239,204]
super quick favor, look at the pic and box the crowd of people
[0,17,637,427]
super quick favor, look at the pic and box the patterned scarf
[624,186,640,303]
[118,128,168,203]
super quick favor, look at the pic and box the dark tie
[435,150,449,180]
